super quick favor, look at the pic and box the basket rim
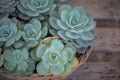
[0,46,92,80]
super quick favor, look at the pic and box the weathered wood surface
[66,62,120,80]
[95,19,119,28]
[94,27,120,52]
[64,0,120,19]
[87,51,120,62]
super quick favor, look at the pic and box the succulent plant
[0,17,22,47]
[23,19,48,48]
[0,0,18,17]
[17,0,57,20]
[49,5,96,53]
[0,0,97,77]
[3,49,35,76]
[31,37,78,75]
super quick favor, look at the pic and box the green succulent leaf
[36,44,47,58]
[42,54,50,65]
[59,5,72,13]
[51,39,64,51]
[74,38,93,47]
[13,41,24,49]
[50,64,64,75]
[30,49,41,61]
[76,47,87,53]
[22,49,29,59]
[57,51,68,64]
[14,31,22,41]
[4,50,14,61]
[37,62,49,75]
[57,30,70,41]
[84,20,96,31]
[65,31,80,39]
[27,40,39,48]
[5,37,15,47]
[0,17,10,25]
[80,31,94,40]
[64,46,76,61]
[49,29,58,36]
[10,23,17,33]
[70,57,79,68]
[4,61,17,71]
[62,63,72,75]
[27,58,35,73]
[56,19,69,30]
[17,61,28,72]
[30,19,42,32]
[40,23,48,38]
[61,10,69,22]
[49,17,61,30]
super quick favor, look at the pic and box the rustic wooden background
[64,0,120,80]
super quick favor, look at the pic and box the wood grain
[66,62,120,80]
[87,51,120,62]
[64,0,119,19]
[94,27,120,52]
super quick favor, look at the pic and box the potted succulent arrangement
[0,0,96,80]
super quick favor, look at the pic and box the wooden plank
[87,51,120,62]
[93,27,120,52]
[66,62,120,80]
[95,19,119,28]
[63,0,119,19]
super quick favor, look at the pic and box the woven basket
[0,46,92,80]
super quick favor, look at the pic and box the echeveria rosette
[0,17,22,47]
[34,37,78,75]
[0,0,18,18]
[49,5,96,53]
[17,0,57,20]
[3,49,35,76]
[23,19,48,48]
